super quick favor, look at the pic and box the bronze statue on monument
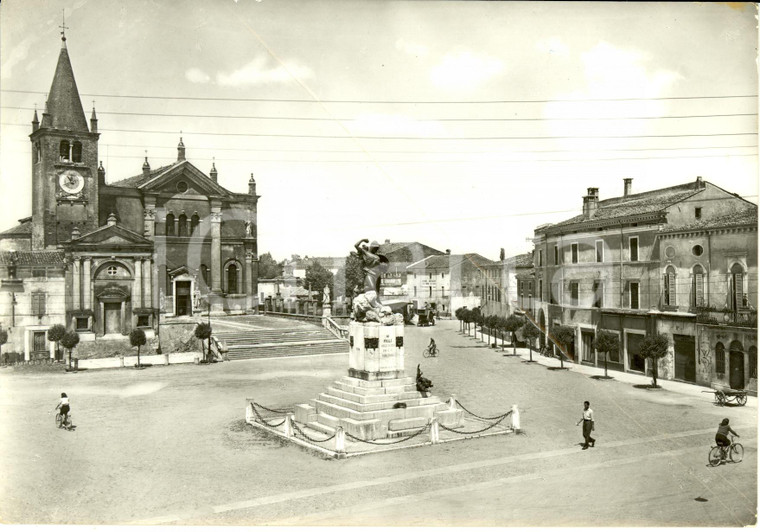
[352,238,402,324]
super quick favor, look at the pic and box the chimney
[446,249,451,255]
[623,178,633,197]
[582,187,598,219]
[385,239,391,244]
[695,176,705,189]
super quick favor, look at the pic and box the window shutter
[667,272,676,306]
[735,272,744,307]
[694,273,704,307]
[624,281,630,308]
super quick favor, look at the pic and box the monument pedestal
[294,320,463,440]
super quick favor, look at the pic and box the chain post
[511,404,520,432]
[284,414,294,437]
[430,418,440,444]
[448,397,456,409]
[335,425,346,457]
[246,402,254,424]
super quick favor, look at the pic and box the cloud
[185,67,211,84]
[396,38,429,58]
[536,37,570,57]
[216,55,313,87]
[430,51,504,91]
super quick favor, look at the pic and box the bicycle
[55,411,73,431]
[708,435,743,466]
[422,346,439,358]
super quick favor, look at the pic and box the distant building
[481,252,534,318]
[530,177,757,391]
[407,252,495,313]
[377,240,444,298]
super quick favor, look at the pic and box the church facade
[0,35,259,359]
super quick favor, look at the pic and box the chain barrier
[344,422,431,445]
[439,412,510,435]
[291,419,336,443]
[252,401,291,415]
[250,402,287,428]
[455,400,513,421]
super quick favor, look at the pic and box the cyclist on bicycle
[715,418,739,458]
[428,338,437,353]
[55,393,70,426]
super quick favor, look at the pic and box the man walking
[576,400,595,450]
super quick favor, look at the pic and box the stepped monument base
[293,321,464,440]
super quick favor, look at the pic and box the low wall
[78,351,201,370]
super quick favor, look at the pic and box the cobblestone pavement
[0,319,755,526]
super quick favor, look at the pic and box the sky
[0,0,757,263]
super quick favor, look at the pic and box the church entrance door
[175,281,192,316]
[104,303,121,335]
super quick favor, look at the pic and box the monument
[293,239,464,441]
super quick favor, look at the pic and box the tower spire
[46,21,89,132]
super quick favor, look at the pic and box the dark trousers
[583,420,595,446]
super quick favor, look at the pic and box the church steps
[226,341,347,360]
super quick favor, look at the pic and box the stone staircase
[217,327,348,361]
[295,375,463,440]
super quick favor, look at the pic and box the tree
[303,259,334,301]
[495,316,508,351]
[592,330,619,379]
[639,333,669,387]
[258,252,283,279]
[48,324,66,362]
[484,315,497,345]
[60,331,80,369]
[194,322,213,362]
[470,307,482,340]
[0,328,7,364]
[129,329,147,368]
[342,252,365,299]
[550,325,575,369]
[521,321,541,362]
[503,315,524,355]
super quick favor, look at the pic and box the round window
[107,265,118,276]
[692,245,704,257]
[176,181,188,193]
[665,246,676,259]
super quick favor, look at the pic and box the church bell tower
[29,30,100,249]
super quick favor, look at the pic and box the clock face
[59,170,84,194]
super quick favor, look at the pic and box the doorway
[729,345,745,390]
[626,333,646,373]
[104,303,121,334]
[32,331,47,359]
[175,281,192,316]
[674,334,696,383]
[581,331,595,365]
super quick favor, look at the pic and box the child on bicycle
[55,393,70,425]
[715,418,739,449]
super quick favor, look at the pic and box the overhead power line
[2,88,758,104]
[2,105,756,122]
[2,122,756,140]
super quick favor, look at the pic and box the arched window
[72,141,83,163]
[227,263,238,294]
[34,142,41,163]
[664,266,676,306]
[749,346,757,380]
[730,263,746,309]
[692,265,705,308]
[59,140,70,161]
[200,265,209,288]
[178,214,187,237]
[190,214,200,235]
[715,342,725,375]
[165,213,175,236]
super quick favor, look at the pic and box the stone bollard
[335,425,346,457]
[194,356,200,365]
[511,404,520,432]
[120,356,125,368]
[284,414,294,438]
[245,403,254,424]
[164,353,170,365]
[448,397,456,409]
[430,418,440,444]
[73,358,79,370]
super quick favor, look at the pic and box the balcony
[693,306,757,328]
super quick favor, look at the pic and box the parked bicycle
[708,435,743,466]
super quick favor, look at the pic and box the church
[0,34,260,359]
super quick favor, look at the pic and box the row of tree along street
[454,307,669,387]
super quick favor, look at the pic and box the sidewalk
[449,323,757,409]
